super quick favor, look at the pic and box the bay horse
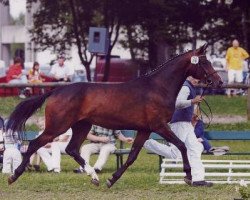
[6,44,222,187]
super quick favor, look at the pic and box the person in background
[226,39,249,97]
[6,57,28,98]
[74,125,134,174]
[50,55,72,82]
[29,121,72,173]
[49,129,72,173]
[28,61,44,83]
[2,119,22,174]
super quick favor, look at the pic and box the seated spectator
[6,57,28,98]
[2,119,22,174]
[50,129,72,173]
[192,114,229,155]
[50,55,72,82]
[74,125,134,174]
[28,61,44,83]
[29,127,72,173]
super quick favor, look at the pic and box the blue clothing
[194,120,212,151]
[171,80,196,123]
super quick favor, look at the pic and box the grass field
[0,150,248,200]
[0,95,249,199]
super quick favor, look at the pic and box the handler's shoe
[192,181,213,187]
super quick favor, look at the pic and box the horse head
[186,43,223,87]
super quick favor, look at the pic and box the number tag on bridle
[191,56,199,64]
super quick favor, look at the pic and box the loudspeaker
[88,27,109,54]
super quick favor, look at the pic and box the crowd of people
[5,55,72,98]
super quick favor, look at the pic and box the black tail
[6,90,53,135]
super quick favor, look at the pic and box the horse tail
[6,90,54,135]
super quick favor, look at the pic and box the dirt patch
[203,115,247,124]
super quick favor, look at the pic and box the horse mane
[139,49,192,78]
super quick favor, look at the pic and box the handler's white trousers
[144,122,205,182]
[2,147,22,174]
[80,143,116,171]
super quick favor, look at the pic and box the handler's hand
[191,96,204,104]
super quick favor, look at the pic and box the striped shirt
[90,125,121,144]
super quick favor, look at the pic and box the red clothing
[6,64,22,82]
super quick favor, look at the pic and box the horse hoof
[184,176,192,186]
[91,179,99,186]
[8,176,15,185]
[106,179,113,188]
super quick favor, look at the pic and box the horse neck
[152,58,190,99]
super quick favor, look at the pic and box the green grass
[0,95,247,117]
[207,122,250,131]
[0,97,44,117]
[201,95,247,116]
[0,149,247,200]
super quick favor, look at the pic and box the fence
[0,82,250,119]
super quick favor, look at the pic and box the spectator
[226,39,249,97]
[28,61,44,83]
[6,57,28,98]
[50,56,72,82]
[49,129,72,173]
[191,114,229,155]
[2,120,22,174]
[74,125,134,174]
[29,128,72,173]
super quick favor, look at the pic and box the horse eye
[207,79,212,84]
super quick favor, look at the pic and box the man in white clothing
[34,129,72,172]
[50,129,72,172]
[144,76,213,187]
[50,56,72,82]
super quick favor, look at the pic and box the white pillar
[0,3,11,66]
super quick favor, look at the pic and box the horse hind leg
[65,121,99,186]
[107,131,150,188]
[8,130,57,185]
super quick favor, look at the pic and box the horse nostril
[219,81,223,85]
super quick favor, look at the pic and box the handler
[144,76,213,187]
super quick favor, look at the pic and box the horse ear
[197,43,208,54]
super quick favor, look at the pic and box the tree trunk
[241,11,249,51]
[102,47,111,82]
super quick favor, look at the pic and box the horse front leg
[8,131,55,185]
[156,126,192,184]
[107,131,150,188]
